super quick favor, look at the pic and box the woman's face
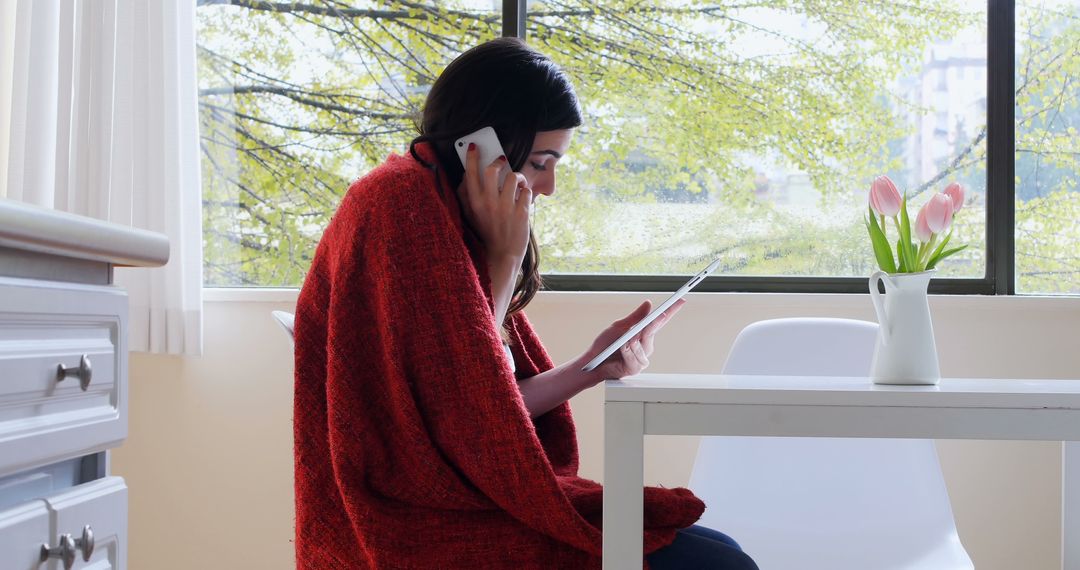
[519,129,573,202]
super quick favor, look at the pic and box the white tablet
[581,258,721,372]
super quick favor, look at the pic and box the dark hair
[410,37,582,319]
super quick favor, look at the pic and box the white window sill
[203,287,301,303]
[201,287,1079,311]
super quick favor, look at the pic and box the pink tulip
[943,182,965,213]
[869,175,902,217]
[922,193,954,234]
[915,205,932,242]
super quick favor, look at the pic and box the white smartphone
[581,258,722,372]
[455,126,510,188]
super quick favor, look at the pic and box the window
[197,1,499,287]
[196,1,1079,295]
[1015,0,1080,294]
[528,1,988,290]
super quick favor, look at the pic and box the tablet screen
[581,258,721,372]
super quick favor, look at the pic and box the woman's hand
[516,300,685,419]
[456,144,532,264]
[579,299,686,383]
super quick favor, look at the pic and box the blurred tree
[1014,2,1080,293]
[195,0,1077,294]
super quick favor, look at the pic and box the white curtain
[0,0,203,356]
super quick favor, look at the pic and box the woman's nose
[532,174,556,197]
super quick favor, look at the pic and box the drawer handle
[40,533,76,569]
[75,525,95,561]
[56,354,93,391]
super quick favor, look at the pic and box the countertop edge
[0,198,170,268]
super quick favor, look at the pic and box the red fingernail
[498,155,507,162]
[468,143,476,151]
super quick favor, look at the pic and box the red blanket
[293,142,705,569]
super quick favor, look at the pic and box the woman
[294,37,757,569]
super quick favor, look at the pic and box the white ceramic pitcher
[868,270,941,385]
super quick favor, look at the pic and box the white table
[603,374,1080,569]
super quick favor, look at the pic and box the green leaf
[917,233,938,269]
[897,195,916,272]
[866,208,896,273]
[926,231,953,266]
[926,245,968,269]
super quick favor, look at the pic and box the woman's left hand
[579,299,686,383]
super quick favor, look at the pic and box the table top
[606,373,1080,410]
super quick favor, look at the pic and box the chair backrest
[689,317,972,570]
[722,317,877,376]
[271,310,295,346]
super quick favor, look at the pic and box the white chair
[689,317,972,569]
[271,310,295,345]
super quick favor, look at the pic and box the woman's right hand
[579,299,686,384]
[456,144,532,264]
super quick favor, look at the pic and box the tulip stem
[919,234,938,270]
[880,214,886,239]
[892,214,904,270]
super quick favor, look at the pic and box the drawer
[0,477,128,570]
[0,499,50,570]
[0,277,128,478]
[0,454,105,513]
[41,477,128,569]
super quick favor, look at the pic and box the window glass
[527,1,987,278]
[197,1,499,286]
[195,1,1030,288]
[1015,0,1080,294]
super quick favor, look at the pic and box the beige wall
[112,291,1080,569]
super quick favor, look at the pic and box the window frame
[505,0,1017,295]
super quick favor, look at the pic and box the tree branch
[199,84,413,121]
[911,126,987,197]
[197,0,417,20]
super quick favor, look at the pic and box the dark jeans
[645,525,759,570]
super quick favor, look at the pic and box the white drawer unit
[0,478,127,570]
[0,278,128,478]
[0,500,50,570]
[40,477,128,570]
[0,198,168,569]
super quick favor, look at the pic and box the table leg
[1065,441,1079,570]
[604,401,644,570]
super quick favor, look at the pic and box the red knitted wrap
[293,143,705,569]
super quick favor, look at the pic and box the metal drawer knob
[40,533,77,569]
[57,354,93,391]
[75,525,95,560]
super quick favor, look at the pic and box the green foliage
[194,0,1078,294]
[1013,1,1080,293]
[1016,190,1080,293]
[866,207,897,273]
[921,231,967,271]
[897,195,916,272]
